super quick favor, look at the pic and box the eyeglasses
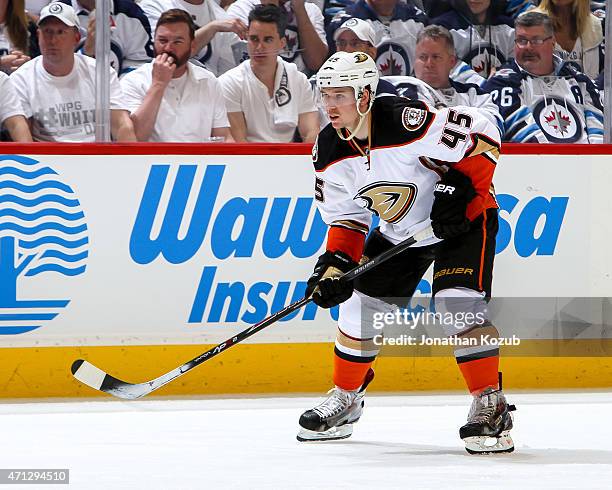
[335,39,370,49]
[514,36,553,47]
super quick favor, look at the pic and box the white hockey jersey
[383,75,502,134]
[312,96,501,251]
[483,59,604,143]
[58,0,154,76]
[432,9,515,79]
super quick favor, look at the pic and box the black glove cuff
[313,250,358,275]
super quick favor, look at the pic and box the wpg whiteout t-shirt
[0,72,25,124]
[11,54,127,142]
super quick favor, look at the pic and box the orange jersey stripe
[327,226,366,263]
[453,154,498,221]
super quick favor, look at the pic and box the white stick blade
[71,359,107,390]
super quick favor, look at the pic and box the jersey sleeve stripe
[327,225,366,262]
[331,220,370,234]
[418,156,445,177]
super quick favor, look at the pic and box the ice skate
[460,387,516,454]
[297,369,374,442]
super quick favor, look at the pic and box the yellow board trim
[2,342,612,398]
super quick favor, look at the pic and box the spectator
[316,18,396,127]
[386,25,501,130]
[227,0,327,74]
[0,71,32,141]
[11,2,136,142]
[121,9,232,142]
[327,0,429,77]
[533,0,604,79]
[483,11,603,143]
[141,0,247,76]
[0,0,34,73]
[432,0,515,79]
[57,0,155,77]
[332,18,397,95]
[219,4,318,142]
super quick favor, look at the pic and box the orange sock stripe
[458,356,499,394]
[333,353,373,391]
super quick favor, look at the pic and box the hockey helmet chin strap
[336,87,374,142]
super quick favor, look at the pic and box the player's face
[414,38,456,89]
[335,30,377,59]
[467,0,491,17]
[514,25,555,76]
[38,18,80,64]
[154,23,193,68]
[247,20,285,66]
[321,87,361,129]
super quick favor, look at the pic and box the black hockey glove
[305,250,358,309]
[430,167,476,240]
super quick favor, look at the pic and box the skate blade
[463,430,514,454]
[296,424,353,442]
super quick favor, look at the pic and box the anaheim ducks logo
[354,52,369,63]
[354,182,418,223]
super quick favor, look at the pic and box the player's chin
[328,116,342,127]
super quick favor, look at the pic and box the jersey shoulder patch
[372,96,435,147]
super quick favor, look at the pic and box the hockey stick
[71,225,434,399]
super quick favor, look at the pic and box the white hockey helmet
[316,51,379,115]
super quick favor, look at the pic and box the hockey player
[482,11,603,144]
[297,51,515,454]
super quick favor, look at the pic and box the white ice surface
[1,392,612,489]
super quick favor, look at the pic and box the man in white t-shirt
[227,0,327,74]
[141,0,247,76]
[121,9,231,142]
[219,4,318,143]
[0,72,32,141]
[11,2,136,142]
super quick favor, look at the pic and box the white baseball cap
[38,2,81,28]
[333,18,376,46]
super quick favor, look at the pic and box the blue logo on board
[0,155,89,334]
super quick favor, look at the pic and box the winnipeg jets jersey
[483,59,604,143]
[59,0,154,76]
[432,10,515,79]
[312,97,500,249]
[327,0,428,77]
[383,75,502,133]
